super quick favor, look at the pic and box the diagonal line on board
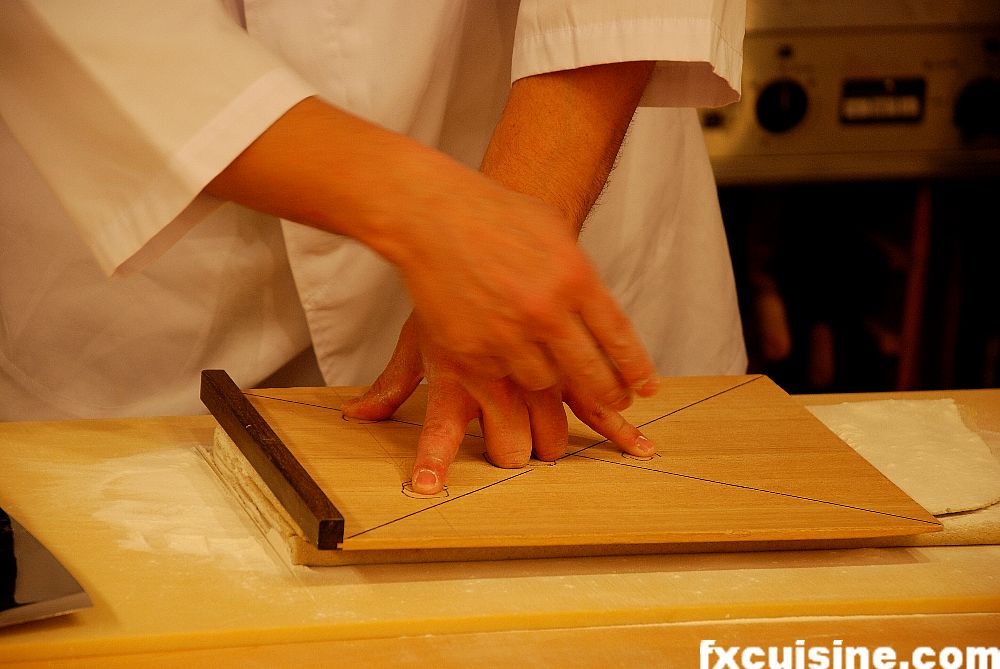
[562,375,765,459]
[569,454,940,526]
[243,392,352,414]
[345,469,536,539]
[243,391,426,463]
[244,392,455,432]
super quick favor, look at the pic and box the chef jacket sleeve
[0,0,317,276]
[511,0,745,108]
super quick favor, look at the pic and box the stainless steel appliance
[702,1,1000,391]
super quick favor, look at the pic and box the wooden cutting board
[200,371,941,565]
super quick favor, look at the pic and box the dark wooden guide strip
[200,369,344,549]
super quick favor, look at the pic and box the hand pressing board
[200,371,940,566]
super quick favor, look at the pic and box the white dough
[808,399,1000,515]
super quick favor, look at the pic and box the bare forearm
[204,96,465,268]
[480,61,655,231]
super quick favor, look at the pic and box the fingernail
[635,435,654,454]
[412,468,439,493]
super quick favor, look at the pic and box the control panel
[702,25,1000,184]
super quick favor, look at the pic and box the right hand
[342,315,656,494]
[380,154,658,409]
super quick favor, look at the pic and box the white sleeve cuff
[512,8,744,108]
[112,69,316,276]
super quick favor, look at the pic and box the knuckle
[519,293,556,328]
[420,419,462,445]
[512,365,557,393]
[586,402,610,425]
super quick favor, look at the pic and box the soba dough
[808,399,1000,515]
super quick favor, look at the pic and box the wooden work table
[0,388,998,667]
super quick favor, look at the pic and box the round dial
[954,77,1000,142]
[756,79,809,133]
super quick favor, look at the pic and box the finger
[523,386,568,462]
[410,378,477,494]
[578,290,658,397]
[469,380,533,469]
[342,317,423,420]
[547,316,632,409]
[565,389,654,457]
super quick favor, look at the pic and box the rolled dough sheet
[807,399,1000,515]
[806,398,1000,550]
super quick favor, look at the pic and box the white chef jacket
[0,0,746,420]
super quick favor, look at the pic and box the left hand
[341,315,656,494]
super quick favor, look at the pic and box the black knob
[756,79,809,133]
[954,77,1000,142]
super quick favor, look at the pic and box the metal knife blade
[1,506,92,628]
